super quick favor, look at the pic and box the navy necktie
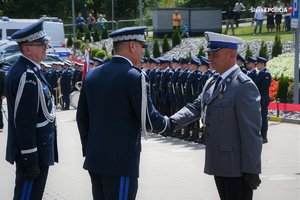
[213,76,222,92]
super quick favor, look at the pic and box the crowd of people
[223,0,294,36]
[76,12,107,33]
[253,1,293,35]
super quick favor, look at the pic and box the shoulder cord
[14,69,56,128]
[141,71,152,139]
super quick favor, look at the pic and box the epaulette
[132,66,142,73]
[237,73,250,83]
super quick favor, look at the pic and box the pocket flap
[219,142,240,152]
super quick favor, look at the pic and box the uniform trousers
[214,176,253,200]
[0,99,3,129]
[14,159,49,200]
[88,171,138,200]
[260,103,269,133]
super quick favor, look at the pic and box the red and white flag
[82,48,90,81]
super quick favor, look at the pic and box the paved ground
[0,106,299,200]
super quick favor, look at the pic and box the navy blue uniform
[6,56,58,200]
[152,68,162,111]
[170,68,181,114]
[255,68,272,135]
[60,68,72,110]
[76,56,168,199]
[184,70,201,103]
[240,65,248,74]
[159,67,174,116]
[176,69,190,108]
[247,69,257,82]
[72,69,81,91]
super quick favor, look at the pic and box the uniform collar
[113,55,133,66]
[220,64,239,81]
[21,55,41,70]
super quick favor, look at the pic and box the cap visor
[205,47,222,52]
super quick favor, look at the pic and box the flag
[82,48,90,81]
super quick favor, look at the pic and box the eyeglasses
[134,41,147,49]
[207,50,222,58]
[24,42,48,48]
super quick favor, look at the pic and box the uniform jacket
[198,70,212,95]
[255,68,272,105]
[184,69,201,102]
[171,67,262,177]
[76,56,168,178]
[0,71,6,96]
[247,69,257,82]
[6,56,58,166]
[60,68,72,94]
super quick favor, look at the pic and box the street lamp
[71,0,76,54]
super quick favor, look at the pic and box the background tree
[93,26,100,42]
[101,28,108,39]
[153,39,161,58]
[245,45,253,60]
[272,35,283,58]
[84,27,91,43]
[172,28,181,47]
[67,33,73,47]
[259,41,268,59]
[276,74,290,103]
[197,45,205,57]
[144,48,150,58]
[162,34,171,53]
[77,29,83,41]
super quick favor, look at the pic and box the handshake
[160,117,177,137]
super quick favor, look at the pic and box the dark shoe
[263,138,268,144]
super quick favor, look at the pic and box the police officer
[184,57,201,142]
[170,58,181,115]
[93,57,104,67]
[168,32,262,200]
[159,57,174,117]
[72,62,83,91]
[76,26,169,200]
[246,56,257,82]
[60,60,73,110]
[237,54,248,74]
[6,20,58,200]
[148,58,160,109]
[197,56,212,144]
[255,56,272,143]
[176,58,190,139]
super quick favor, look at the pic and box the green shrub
[144,48,150,58]
[102,44,107,53]
[95,49,107,58]
[73,40,83,49]
[90,47,101,58]
[80,43,87,52]
[272,35,283,58]
[259,41,268,59]
[93,26,100,42]
[153,39,161,58]
[172,28,181,47]
[276,74,290,103]
[197,45,205,57]
[162,34,171,53]
[101,28,108,39]
[67,33,73,47]
[187,51,192,60]
[84,27,91,43]
[76,29,82,41]
[245,45,253,60]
